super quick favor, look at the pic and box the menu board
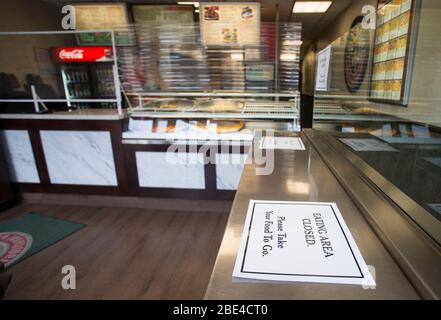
[74,3,131,46]
[132,5,194,25]
[369,0,417,105]
[132,5,195,42]
[199,2,260,46]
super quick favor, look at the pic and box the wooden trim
[205,144,217,194]
[12,183,124,196]
[108,120,130,194]
[122,142,240,200]
[0,119,122,131]
[28,129,50,184]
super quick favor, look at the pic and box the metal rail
[126,91,299,98]
[128,100,299,121]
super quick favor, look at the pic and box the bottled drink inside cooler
[94,64,116,99]
[60,63,116,109]
[61,65,91,109]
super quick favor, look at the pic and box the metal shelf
[126,91,299,98]
[314,114,398,122]
[128,100,299,120]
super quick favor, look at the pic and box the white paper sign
[233,200,375,286]
[175,120,189,132]
[340,138,398,152]
[315,45,332,92]
[128,119,153,132]
[156,120,168,133]
[342,127,355,133]
[208,121,218,133]
[259,137,305,150]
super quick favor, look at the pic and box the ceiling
[42,0,352,51]
[290,0,352,49]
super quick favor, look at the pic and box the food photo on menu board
[222,28,238,44]
[241,6,254,19]
[200,2,260,46]
[204,5,220,20]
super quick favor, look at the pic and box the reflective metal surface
[306,129,441,300]
[205,131,420,299]
[314,121,441,238]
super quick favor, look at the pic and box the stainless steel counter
[205,131,420,299]
[0,109,126,120]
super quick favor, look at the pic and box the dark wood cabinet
[0,142,13,206]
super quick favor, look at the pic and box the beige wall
[301,0,375,98]
[315,0,377,52]
[0,0,67,97]
[303,0,441,127]
[0,0,61,32]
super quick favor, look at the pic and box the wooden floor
[0,202,229,299]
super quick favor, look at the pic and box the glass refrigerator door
[92,63,115,98]
[90,63,115,108]
[61,64,91,108]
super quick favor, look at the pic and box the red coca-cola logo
[59,49,84,60]
[52,46,113,62]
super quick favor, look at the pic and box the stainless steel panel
[205,131,420,299]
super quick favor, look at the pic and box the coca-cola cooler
[52,46,116,109]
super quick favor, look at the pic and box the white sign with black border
[315,45,332,92]
[340,138,398,152]
[259,137,305,150]
[233,200,376,286]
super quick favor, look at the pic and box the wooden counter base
[0,118,248,200]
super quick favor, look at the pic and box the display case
[123,93,300,142]
[116,18,301,141]
[113,13,302,195]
